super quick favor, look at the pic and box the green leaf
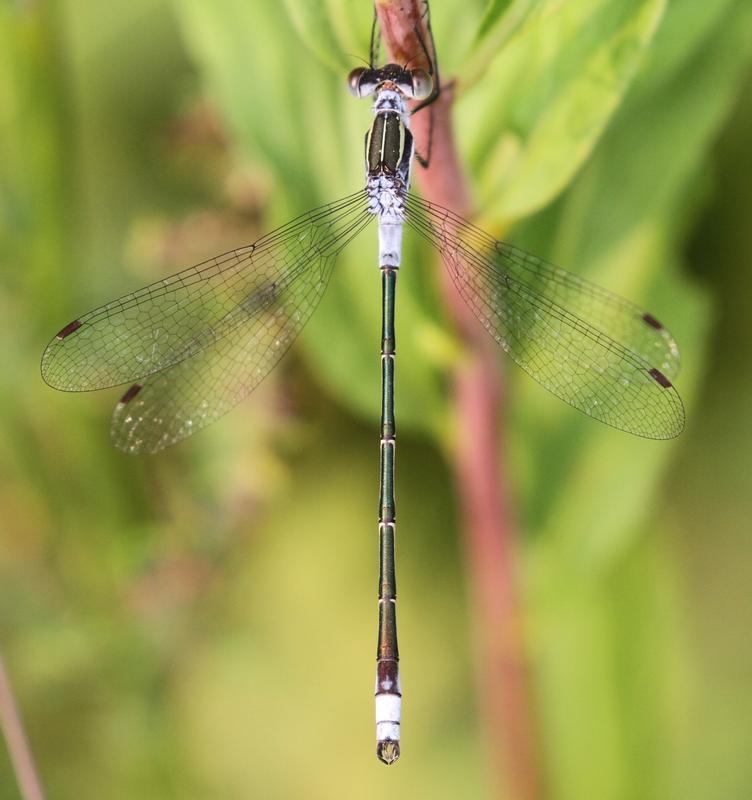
[460,0,667,226]
[506,1,752,794]
[466,0,556,81]
[282,0,372,72]
[474,0,523,40]
[516,0,752,590]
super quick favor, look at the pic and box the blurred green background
[1,1,751,798]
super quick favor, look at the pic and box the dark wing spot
[241,282,279,314]
[118,383,143,405]
[648,368,672,388]
[641,313,664,330]
[56,319,83,339]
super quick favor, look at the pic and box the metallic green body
[377,267,398,666]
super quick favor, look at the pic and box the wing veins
[42,192,369,391]
[404,196,684,439]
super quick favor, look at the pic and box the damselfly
[41,13,684,766]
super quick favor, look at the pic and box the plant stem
[0,654,46,800]
[375,3,544,797]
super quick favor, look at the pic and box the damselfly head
[348,65,433,101]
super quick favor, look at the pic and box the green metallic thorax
[367,112,405,175]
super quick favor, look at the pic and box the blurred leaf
[474,0,522,40]
[282,0,371,71]
[467,0,558,82]
[460,0,666,226]
[502,2,752,796]
[516,0,752,561]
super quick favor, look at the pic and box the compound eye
[347,67,378,98]
[410,69,433,100]
[347,67,366,97]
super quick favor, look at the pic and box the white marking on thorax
[373,89,409,121]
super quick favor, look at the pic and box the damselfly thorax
[350,64,431,272]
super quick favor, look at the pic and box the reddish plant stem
[0,654,46,800]
[375,3,543,798]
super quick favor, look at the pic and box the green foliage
[463,0,668,224]
[1,1,751,798]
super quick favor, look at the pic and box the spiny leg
[411,2,441,167]
[411,1,441,113]
[369,4,381,68]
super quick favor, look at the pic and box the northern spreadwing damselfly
[41,8,684,765]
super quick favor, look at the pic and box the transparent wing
[405,195,684,439]
[110,205,372,453]
[41,191,368,391]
